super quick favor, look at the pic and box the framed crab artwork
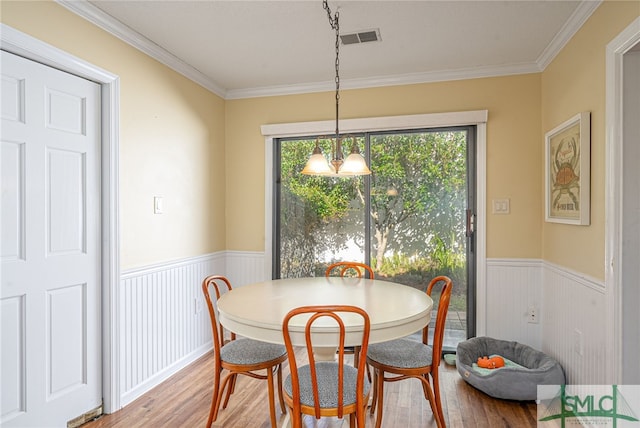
[545,112,591,225]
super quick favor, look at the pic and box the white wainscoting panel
[486,259,608,385]
[116,252,608,407]
[542,262,606,385]
[119,253,224,406]
[225,251,266,286]
[486,259,543,349]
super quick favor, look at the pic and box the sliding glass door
[274,127,476,350]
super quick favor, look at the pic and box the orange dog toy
[477,355,505,369]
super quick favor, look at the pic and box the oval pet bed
[456,336,565,401]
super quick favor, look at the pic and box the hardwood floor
[82,350,538,428]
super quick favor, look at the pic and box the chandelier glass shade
[301,137,371,176]
[300,140,334,175]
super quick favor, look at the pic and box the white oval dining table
[216,276,433,427]
[216,276,433,357]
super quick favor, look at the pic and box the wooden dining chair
[325,262,374,367]
[202,275,287,428]
[325,261,375,279]
[282,305,371,428]
[366,276,453,428]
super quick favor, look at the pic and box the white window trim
[261,110,488,335]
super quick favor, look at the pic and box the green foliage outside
[278,130,469,311]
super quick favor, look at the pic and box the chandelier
[301,0,371,177]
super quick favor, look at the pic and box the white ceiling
[61,0,601,99]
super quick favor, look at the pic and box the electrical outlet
[574,328,584,356]
[527,306,538,323]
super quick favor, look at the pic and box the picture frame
[545,112,590,225]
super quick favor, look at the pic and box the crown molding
[58,0,599,100]
[536,0,602,69]
[226,62,540,100]
[56,0,227,98]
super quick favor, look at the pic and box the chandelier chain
[301,1,371,175]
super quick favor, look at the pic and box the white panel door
[1,50,102,427]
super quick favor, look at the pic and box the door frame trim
[1,24,122,412]
[605,16,640,384]
[262,110,488,335]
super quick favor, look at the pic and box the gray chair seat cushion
[220,339,286,365]
[456,336,565,401]
[367,338,433,369]
[284,362,371,408]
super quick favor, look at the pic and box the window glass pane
[369,131,467,283]
[276,128,472,351]
[369,130,468,349]
[278,137,366,278]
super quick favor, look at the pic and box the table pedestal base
[313,346,338,361]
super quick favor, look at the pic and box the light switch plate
[492,198,510,214]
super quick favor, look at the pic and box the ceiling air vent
[340,29,381,45]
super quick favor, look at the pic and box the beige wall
[1,1,227,270]
[226,75,543,258]
[4,1,638,279]
[541,0,640,280]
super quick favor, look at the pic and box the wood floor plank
[82,351,538,428]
